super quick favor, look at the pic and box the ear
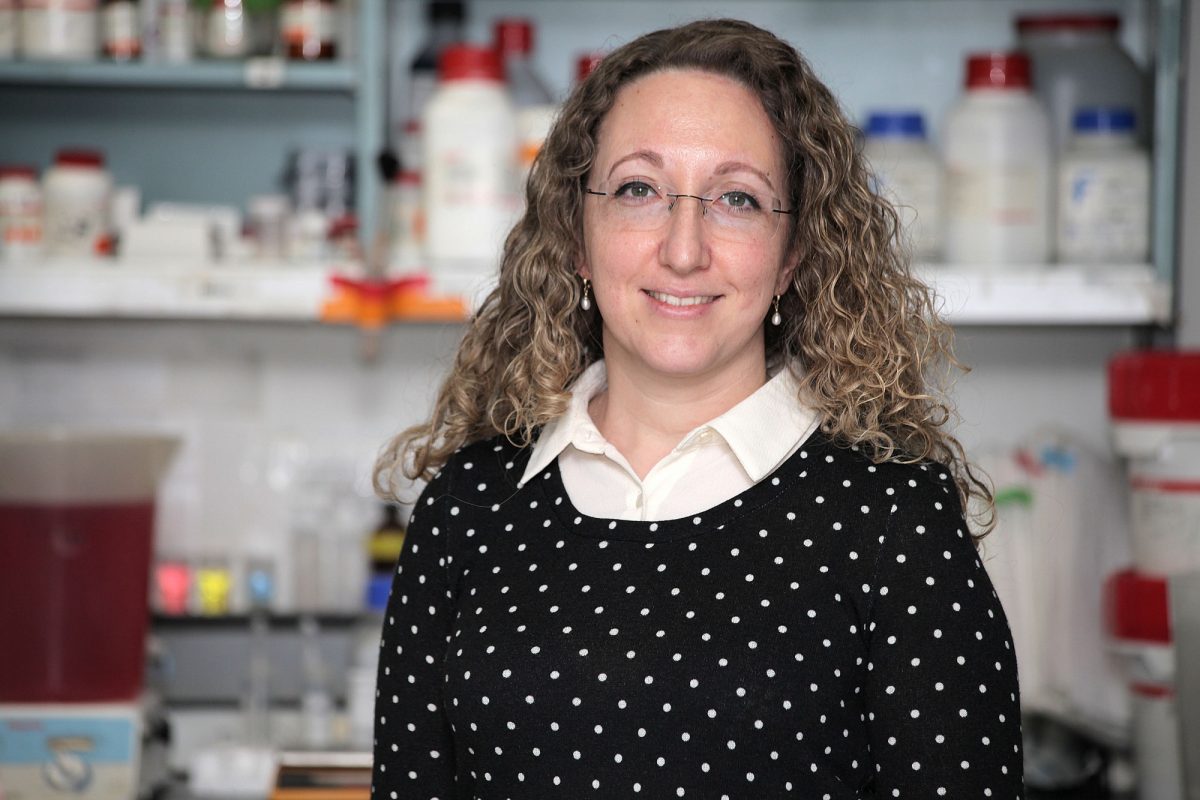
[774,254,799,296]
[577,261,592,281]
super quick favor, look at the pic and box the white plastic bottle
[0,166,44,263]
[346,573,390,749]
[20,0,100,60]
[157,0,194,63]
[862,111,943,263]
[1057,108,1150,265]
[944,52,1052,267]
[101,0,140,61]
[0,0,17,58]
[423,43,517,308]
[43,149,113,259]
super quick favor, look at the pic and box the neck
[589,352,768,480]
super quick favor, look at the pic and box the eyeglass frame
[583,181,798,238]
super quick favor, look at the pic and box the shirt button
[635,495,644,508]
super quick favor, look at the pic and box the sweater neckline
[531,429,830,543]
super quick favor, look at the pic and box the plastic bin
[0,431,178,702]
[1109,351,1200,575]
[1105,569,1183,800]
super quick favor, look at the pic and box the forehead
[595,68,783,177]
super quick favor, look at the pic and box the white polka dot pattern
[371,433,1024,798]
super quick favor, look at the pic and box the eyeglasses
[585,178,796,244]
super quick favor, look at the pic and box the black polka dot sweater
[372,430,1024,799]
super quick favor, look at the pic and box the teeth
[647,291,716,307]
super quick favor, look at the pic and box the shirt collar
[703,364,818,482]
[519,360,608,487]
[518,360,819,487]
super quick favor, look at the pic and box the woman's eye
[720,191,762,211]
[615,181,656,199]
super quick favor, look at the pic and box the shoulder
[807,435,966,545]
[417,434,532,506]
[809,434,958,507]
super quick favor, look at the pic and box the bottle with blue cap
[862,110,943,263]
[1056,107,1150,264]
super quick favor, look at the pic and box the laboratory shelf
[920,264,1171,326]
[0,262,334,320]
[0,261,1170,326]
[0,59,357,91]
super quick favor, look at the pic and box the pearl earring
[581,278,592,311]
[771,295,782,326]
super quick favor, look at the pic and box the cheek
[584,229,653,284]
[722,245,787,295]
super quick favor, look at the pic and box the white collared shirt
[518,360,820,521]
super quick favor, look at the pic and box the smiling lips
[645,290,719,307]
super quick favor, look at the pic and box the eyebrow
[605,151,779,194]
[606,150,663,179]
[714,161,778,194]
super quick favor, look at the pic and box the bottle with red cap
[494,18,557,204]
[943,51,1052,267]
[1016,13,1148,152]
[422,43,517,310]
[42,148,113,259]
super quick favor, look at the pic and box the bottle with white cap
[943,51,1052,267]
[1056,107,1150,265]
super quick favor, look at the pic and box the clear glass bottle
[346,573,390,748]
[494,17,557,196]
[205,0,248,59]
[494,18,552,108]
[1016,13,1149,152]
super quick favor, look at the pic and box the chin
[641,347,725,378]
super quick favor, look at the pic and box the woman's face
[581,68,795,386]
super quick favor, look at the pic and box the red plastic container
[0,432,177,702]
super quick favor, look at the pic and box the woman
[373,18,1023,799]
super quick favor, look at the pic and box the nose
[659,195,710,273]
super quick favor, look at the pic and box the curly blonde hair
[375,18,994,536]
